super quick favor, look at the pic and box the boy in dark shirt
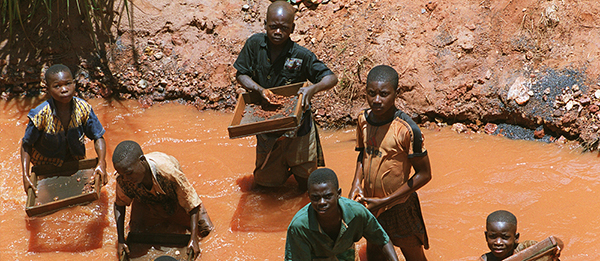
[233,0,338,190]
[21,64,107,196]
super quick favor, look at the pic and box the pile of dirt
[2,0,600,150]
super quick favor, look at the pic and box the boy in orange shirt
[349,65,432,261]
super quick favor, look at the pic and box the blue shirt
[22,97,105,166]
[285,197,390,261]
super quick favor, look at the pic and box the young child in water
[112,140,213,259]
[21,64,107,196]
[349,65,432,261]
[480,210,561,261]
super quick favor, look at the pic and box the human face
[114,156,148,185]
[485,222,520,260]
[308,182,341,217]
[366,81,396,121]
[265,10,294,46]
[47,71,75,105]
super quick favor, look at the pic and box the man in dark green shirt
[233,0,338,190]
[285,168,399,261]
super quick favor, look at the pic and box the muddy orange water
[1,99,598,260]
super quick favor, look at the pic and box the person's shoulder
[290,42,316,57]
[145,152,177,165]
[357,109,369,125]
[246,33,266,44]
[288,203,311,229]
[393,110,423,136]
[339,197,369,214]
[28,99,51,117]
[72,97,94,114]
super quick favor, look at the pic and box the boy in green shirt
[285,168,398,261]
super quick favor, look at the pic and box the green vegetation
[1,0,129,49]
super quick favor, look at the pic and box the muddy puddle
[0,99,598,260]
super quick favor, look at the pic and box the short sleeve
[22,120,41,146]
[395,111,427,158]
[171,156,202,213]
[285,225,312,261]
[303,51,333,84]
[355,111,366,151]
[233,35,258,76]
[84,108,105,140]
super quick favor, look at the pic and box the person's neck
[53,98,72,112]
[369,107,397,124]
[316,205,342,226]
[267,40,287,61]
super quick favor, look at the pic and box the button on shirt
[285,197,390,261]
[22,97,105,167]
[233,33,333,88]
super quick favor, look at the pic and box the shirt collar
[260,33,295,56]
[307,197,358,232]
[47,97,76,117]
[145,156,167,195]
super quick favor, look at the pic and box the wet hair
[266,0,296,22]
[486,210,517,226]
[366,65,399,90]
[112,140,144,166]
[307,168,339,190]
[45,64,72,83]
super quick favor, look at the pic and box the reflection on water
[0,99,599,260]
[231,175,309,232]
[26,192,110,253]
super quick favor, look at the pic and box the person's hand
[118,242,130,259]
[348,186,364,203]
[261,89,276,104]
[23,175,37,196]
[94,160,108,186]
[358,197,386,212]
[187,236,201,260]
[297,85,317,108]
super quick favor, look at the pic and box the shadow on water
[230,175,309,232]
[26,190,110,252]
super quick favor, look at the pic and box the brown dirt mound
[2,0,600,149]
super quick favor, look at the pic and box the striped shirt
[22,97,105,166]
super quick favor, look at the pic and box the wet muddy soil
[2,0,600,149]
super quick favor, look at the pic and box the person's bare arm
[297,74,338,108]
[360,154,431,212]
[21,144,36,196]
[114,203,129,257]
[348,150,365,201]
[188,206,201,259]
[381,241,400,261]
[236,74,276,103]
[94,137,108,185]
[187,203,213,259]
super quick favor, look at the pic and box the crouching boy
[112,140,213,259]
